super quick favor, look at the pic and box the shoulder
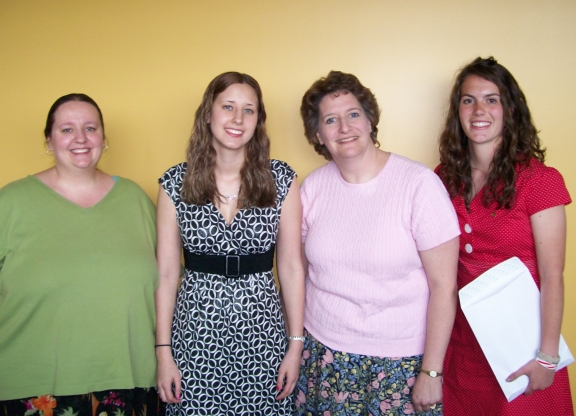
[517,158,567,189]
[159,162,186,189]
[115,177,153,202]
[270,159,295,179]
[0,176,38,200]
[387,153,443,187]
[301,162,336,188]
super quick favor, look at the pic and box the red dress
[437,159,574,415]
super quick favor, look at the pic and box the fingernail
[176,394,181,399]
[276,386,281,391]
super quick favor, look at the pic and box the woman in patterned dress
[155,72,305,415]
[436,57,573,415]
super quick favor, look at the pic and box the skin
[460,75,565,395]
[155,83,305,404]
[36,101,113,208]
[312,92,459,411]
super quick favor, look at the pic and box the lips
[225,128,244,137]
[336,136,358,144]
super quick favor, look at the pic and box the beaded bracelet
[288,336,305,343]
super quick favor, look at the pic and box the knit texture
[301,153,460,357]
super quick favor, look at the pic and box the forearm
[155,275,180,358]
[278,265,305,339]
[421,284,457,370]
[539,274,564,357]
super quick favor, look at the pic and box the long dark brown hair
[301,71,380,161]
[437,57,545,209]
[181,72,276,208]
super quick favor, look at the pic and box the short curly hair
[300,71,380,160]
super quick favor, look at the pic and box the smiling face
[209,83,259,154]
[317,92,373,162]
[47,101,105,172]
[458,75,504,149]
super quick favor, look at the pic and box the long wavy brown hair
[181,72,276,208]
[437,57,545,209]
[301,71,380,161]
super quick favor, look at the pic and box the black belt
[183,245,275,278]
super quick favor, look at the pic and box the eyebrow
[321,107,363,117]
[220,99,256,106]
[461,93,500,98]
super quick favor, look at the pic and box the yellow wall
[1,0,575,400]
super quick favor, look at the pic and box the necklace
[223,188,239,201]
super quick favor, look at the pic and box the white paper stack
[459,256,574,401]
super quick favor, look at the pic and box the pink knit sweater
[301,153,459,357]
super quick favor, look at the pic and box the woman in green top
[0,94,159,415]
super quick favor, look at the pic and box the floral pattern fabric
[0,388,160,416]
[294,332,442,416]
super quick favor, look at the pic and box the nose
[233,109,243,125]
[76,129,87,142]
[472,101,485,115]
[339,118,350,133]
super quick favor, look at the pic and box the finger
[506,371,520,382]
[174,377,182,401]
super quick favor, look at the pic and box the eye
[349,112,360,119]
[244,108,255,114]
[487,98,499,104]
[86,126,96,131]
[223,105,233,110]
[62,128,73,133]
[325,117,336,125]
[461,98,473,105]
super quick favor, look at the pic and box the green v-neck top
[0,175,158,400]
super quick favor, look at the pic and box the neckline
[28,175,120,210]
[333,152,394,187]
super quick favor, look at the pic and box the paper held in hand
[459,256,574,402]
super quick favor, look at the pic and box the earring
[103,144,109,153]
[44,142,53,156]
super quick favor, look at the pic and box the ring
[430,404,437,410]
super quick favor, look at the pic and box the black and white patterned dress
[159,160,295,416]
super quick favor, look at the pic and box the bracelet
[537,349,560,364]
[155,344,172,348]
[288,336,305,343]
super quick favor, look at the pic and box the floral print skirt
[0,388,161,416]
[294,331,442,416]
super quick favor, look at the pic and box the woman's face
[316,92,372,162]
[458,75,504,149]
[47,101,105,171]
[209,83,259,154]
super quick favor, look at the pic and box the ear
[316,132,324,145]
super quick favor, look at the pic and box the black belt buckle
[226,255,240,277]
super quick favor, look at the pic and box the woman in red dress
[436,57,574,415]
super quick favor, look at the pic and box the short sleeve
[411,169,460,251]
[524,164,571,216]
[270,159,296,208]
[158,163,186,205]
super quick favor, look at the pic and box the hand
[506,359,555,395]
[157,354,182,404]
[411,372,442,413]
[276,342,303,400]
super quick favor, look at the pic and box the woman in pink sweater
[294,71,460,415]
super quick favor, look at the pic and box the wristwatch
[421,369,443,378]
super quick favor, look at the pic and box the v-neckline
[212,202,243,227]
[29,175,119,211]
